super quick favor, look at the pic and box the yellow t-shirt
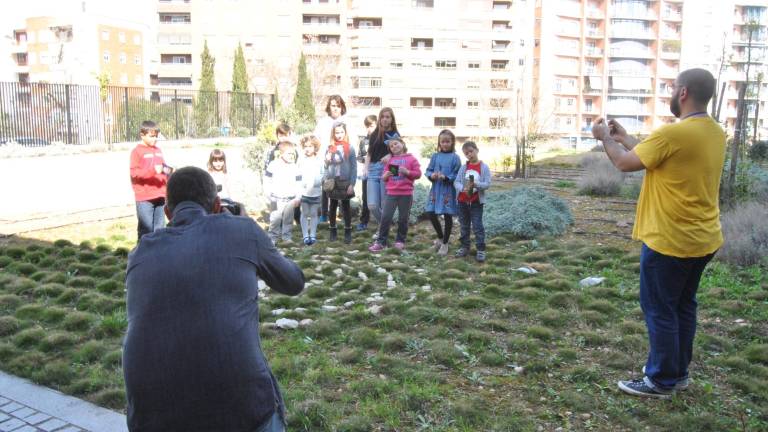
[632,116,726,258]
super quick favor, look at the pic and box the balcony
[609,68,652,77]
[556,5,582,18]
[557,47,581,57]
[585,29,604,39]
[11,42,27,53]
[660,32,681,40]
[586,9,604,19]
[611,9,657,21]
[584,67,600,75]
[610,29,655,40]
[609,48,654,58]
[585,47,604,57]
[157,0,191,14]
[557,26,581,38]
[553,86,580,95]
[159,13,191,24]
[660,50,681,60]
[662,11,683,21]
[606,105,649,115]
[158,62,193,77]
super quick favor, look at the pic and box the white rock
[366,296,382,304]
[299,319,314,327]
[406,294,417,303]
[387,280,396,289]
[332,281,343,288]
[333,268,344,277]
[376,267,387,274]
[324,298,335,304]
[344,301,355,308]
[421,285,432,292]
[314,266,322,272]
[322,305,339,312]
[293,308,307,313]
[514,366,525,374]
[515,266,538,274]
[347,250,359,255]
[387,274,394,281]
[358,272,368,281]
[366,305,383,315]
[271,308,287,316]
[311,279,324,284]
[275,318,299,329]
[257,280,267,289]
[415,268,425,273]
[579,276,605,287]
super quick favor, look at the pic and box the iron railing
[0,81,274,146]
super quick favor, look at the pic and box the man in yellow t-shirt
[591,68,725,399]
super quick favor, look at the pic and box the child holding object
[369,138,421,252]
[453,141,491,262]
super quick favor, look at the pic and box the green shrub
[718,202,768,266]
[483,187,572,238]
[749,140,768,162]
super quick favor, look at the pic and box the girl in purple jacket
[369,138,421,252]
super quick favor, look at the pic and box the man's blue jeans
[457,201,485,251]
[136,198,165,241]
[366,162,387,224]
[255,411,285,432]
[640,243,715,392]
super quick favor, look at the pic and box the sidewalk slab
[0,371,127,432]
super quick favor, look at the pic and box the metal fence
[0,82,275,146]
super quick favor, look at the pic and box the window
[413,0,434,7]
[118,32,126,43]
[434,117,456,127]
[491,60,508,70]
[489,118,508,129]
[467,62,480,69]
[103,50,110,63]
[101,30,110,41]
[390,61,403,69]
[467,100,480,109]
[357,77,382,88]
[135,55,141,65]
[518,58,525,66]
[567,98,574,106]
[119,52,127,64]
[410,97,432,108]
[435,60,457,69]
[435,98,456,108]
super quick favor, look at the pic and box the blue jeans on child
[366,162,387,224]
[639,243,715,392]
[136,198,165,241]
[377,195,412,245]
[457,201,485,251]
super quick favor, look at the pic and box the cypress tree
[230,43,251,130]
[193,40,216,136]
[293,53,315,128]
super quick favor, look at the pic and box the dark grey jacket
[124,201,304,431]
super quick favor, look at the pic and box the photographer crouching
[123,166,304,431]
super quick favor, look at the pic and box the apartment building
[343,0,535,140]
[9,15,149,86]
[155,0,308,95]
[723,1,768,139]
[533,0,684,148]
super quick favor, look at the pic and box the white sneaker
[437,243,449,256]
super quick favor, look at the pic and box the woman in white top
[313,95,357,221]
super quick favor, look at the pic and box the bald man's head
[676,68,716,106]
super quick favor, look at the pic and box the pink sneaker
[368,242,385,252]
[394,241,406,250]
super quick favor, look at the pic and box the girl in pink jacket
[369,138,422,252]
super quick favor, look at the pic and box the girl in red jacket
[369,138,421,252]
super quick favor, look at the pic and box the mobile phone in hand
[388,164,399,175]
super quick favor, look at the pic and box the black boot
[329,226,338,241]
[344,227,352,244]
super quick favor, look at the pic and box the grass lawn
[0,179,766,431]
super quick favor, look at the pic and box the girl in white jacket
[298,135,325,245]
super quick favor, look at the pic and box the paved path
[0,145,261,237]
[0,371,127,432]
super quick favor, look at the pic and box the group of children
[129,107,491,262]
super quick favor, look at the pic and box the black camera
[220,198,245,216]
